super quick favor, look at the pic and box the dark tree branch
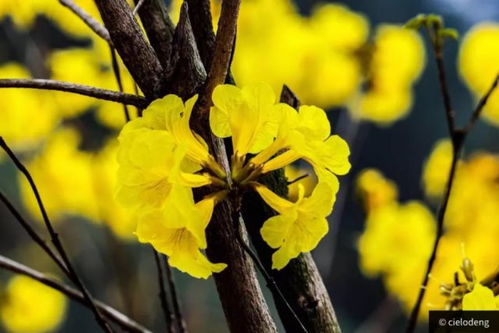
[109,47,131,122]
[0,255,151,333]
[196,0,241,117]
[0,79,147,108]
[186,0,216,70]
[134,0,175,72]
[0,138,113,333]
[152,250,175,333]
[0,191,68,275]
[167,3,207,99]
[407,38,499,333]
[241,85,342,333]
[59,0,111,43]
[94,0,166,98]
[163,256,187,333]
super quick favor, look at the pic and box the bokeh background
[0,0,498,332]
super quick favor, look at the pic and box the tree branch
[94,0,166,98]
[133,0,175,72]
[0,138,113,333]
[0,255,151,333]
[109,47,131,122]
[59,0,111,43]
[0,79,147,108]
[152,249,175,333]
[406,39,499,333]
[163,256,187,333]
[186,0,216,70]
[196,0,241,117]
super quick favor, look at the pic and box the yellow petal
[463,284,498,310]
[296,105,330,141]
[260,214,296,249]
[253,183,295,214]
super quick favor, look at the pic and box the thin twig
[286,173,309,186]
[109,47,131,122]
[132,0,146,17]
[59,0,111,43]
[0,138,113,333]
[0,254,151,333]
[164,256,187,333]
[231,197,308,333]
[153,249,174,333]
[0,79,147,108]
[406,36,499,333]
[464,74,499,133]
[0,190,68,275]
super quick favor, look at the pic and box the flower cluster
[116,83,351,277]
[356,144,499,317]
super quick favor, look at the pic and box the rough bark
[169,3,277,333]
[134,0,175,72]
[241,86,342,333]
[186,0,216,70]
[94,0,166,99]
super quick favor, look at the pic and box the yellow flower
[19,129,99,223]
[357,201,435,278]
[0,63,58,151]
[0,0,44,29]
[210,83,283,157]
[463,284,498,311]
[422,139,454,199]
[254,181,338,269]
[355,168,398,212]
[136,185,227,278]
[0,275,67,333]
[459,23,499,125]
[284,165,317,201]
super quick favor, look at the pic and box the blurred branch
[59,0,111,43]
[163,255,187,333]
[152,250,175,333]
[0,255,152,333]
[109,47,131,122]
[407,21,499,332]
[0,190,69,275]
[0,79,147,108]
[132,0,146,16]
[0,138,113,333]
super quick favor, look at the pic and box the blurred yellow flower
[459,23,499,125]
[355,168,398,211]
[422,139,454,199]
[0,0,44,29]
[19,128,99,222]
[358,25,425,124]
[463,284,498,310]
[0,275,67,333]
[0,63,58,150]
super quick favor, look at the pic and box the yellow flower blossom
[19,129,99,222]
[254,181,338,269]
[284,165,317,201]
[136,185,227,279]
[0,63,58,150]
[459,23,499,125]
[358,25,425,124]
[422,139,454,199]
[355,168,398,212]
[0,275,67,333]
[0,0,44,29]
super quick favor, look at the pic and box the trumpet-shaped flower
[136,185,227,278]
[254,181,338,269]
[0,275,67,333]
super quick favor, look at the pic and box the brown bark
[94,0,166,99]
[240,86,342,333]
[169,3,277,333]
[134,0,175,72]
